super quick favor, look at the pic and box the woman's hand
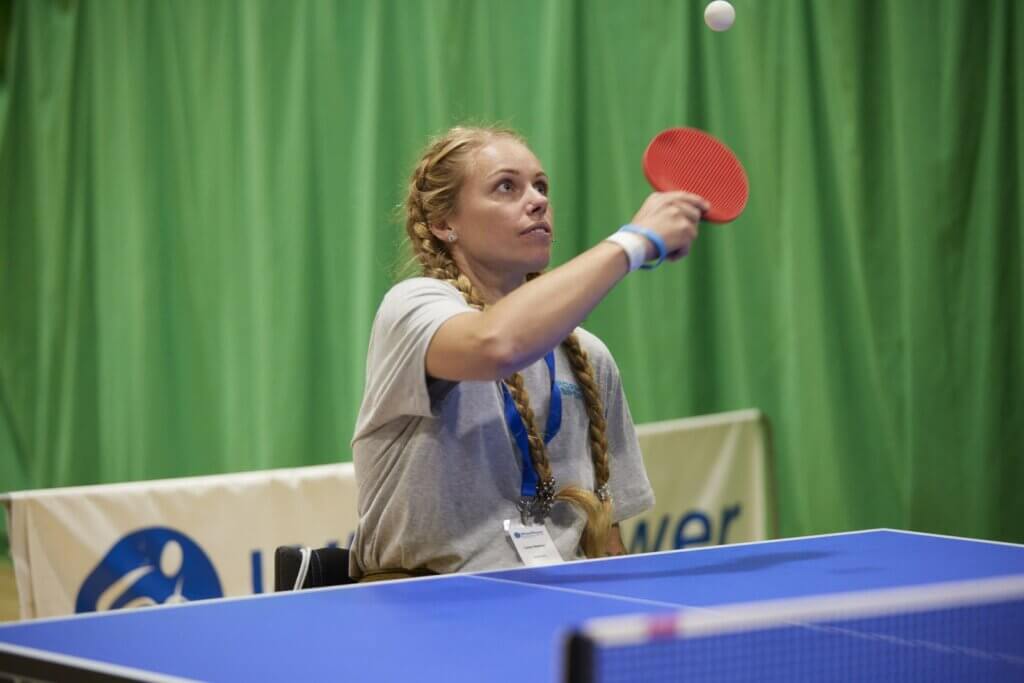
[630,191,708,261]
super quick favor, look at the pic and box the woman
[349,125,705,581]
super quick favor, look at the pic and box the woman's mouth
[521,222,552,238]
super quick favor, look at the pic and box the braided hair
[403,126,614,557]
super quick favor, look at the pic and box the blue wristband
[619,224,667,270]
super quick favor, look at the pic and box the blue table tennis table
[2,529,1023,682]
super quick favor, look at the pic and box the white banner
[2,464,358,620]
[2,410,773,620]
[621,409,775,553]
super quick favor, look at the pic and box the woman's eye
[535,181,549,196]
[496,179,515,192]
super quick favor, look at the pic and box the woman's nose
[527,190,549,216]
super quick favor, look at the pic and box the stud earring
[447,232,457,243]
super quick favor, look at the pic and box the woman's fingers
[674,202,704,223]
[663,191,710,213]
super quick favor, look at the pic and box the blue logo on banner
[75,527,223,613]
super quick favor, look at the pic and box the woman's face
[445,137,553,285]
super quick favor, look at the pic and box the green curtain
[1,0,1021,556]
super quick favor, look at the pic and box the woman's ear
[429,222,456,244]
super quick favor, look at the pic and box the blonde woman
[350,126,706,581]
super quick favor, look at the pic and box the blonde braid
[445,269,488,312]
[402,125,614,558]
[410,221,462,286]
[502,372,555,485]
[559,333,614,557]
[562,333,611,488]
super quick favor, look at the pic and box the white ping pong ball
[704,1,736,32]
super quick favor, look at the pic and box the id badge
[503,519,565,567]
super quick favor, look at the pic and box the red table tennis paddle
[642,127,749,223]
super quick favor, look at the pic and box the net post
[563,631,595,683]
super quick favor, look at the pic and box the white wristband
[605,231,649,273]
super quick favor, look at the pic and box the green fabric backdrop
[1,0,1021,555]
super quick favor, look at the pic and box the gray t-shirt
[349,277,655,577]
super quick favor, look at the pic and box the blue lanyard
[500,351,562,499]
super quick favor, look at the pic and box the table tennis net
[564,574,1024,682]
